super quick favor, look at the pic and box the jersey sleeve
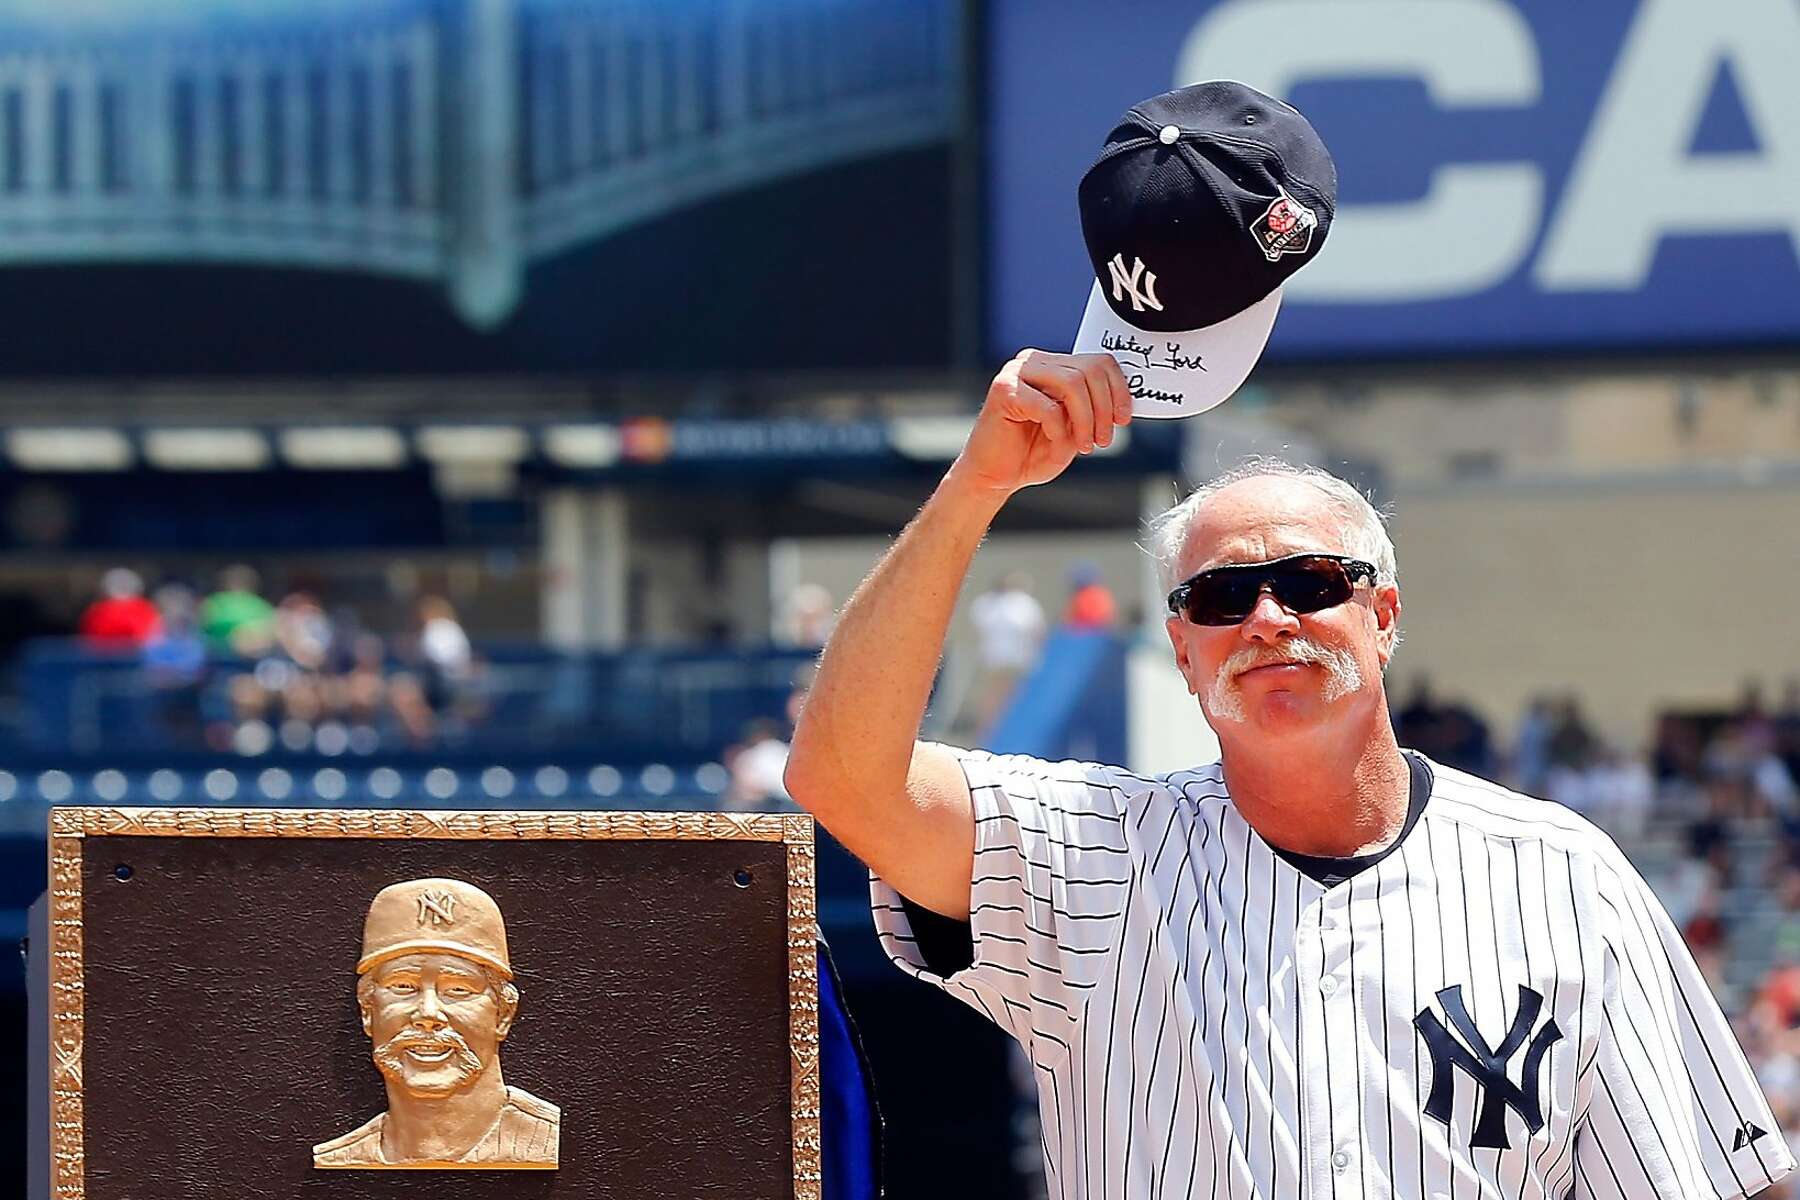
[1572,850,1795,1200]
[869,745,1134,1049]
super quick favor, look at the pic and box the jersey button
[1332,1150,1351,1172]
[1320,975,1338,996]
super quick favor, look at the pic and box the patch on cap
[1249,187,1317,263]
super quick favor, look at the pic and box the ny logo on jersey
[1414,984,1562,1149]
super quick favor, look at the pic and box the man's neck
[1217,708,1410,859]
[382,1065,508,1163]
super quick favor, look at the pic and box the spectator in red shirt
[1061,562,1117,630]
[1754,961,1800,1041]
[79,567,161,647]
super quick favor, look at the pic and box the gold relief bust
[313,878,560,1169]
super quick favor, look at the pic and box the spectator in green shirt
[201,564,275,657]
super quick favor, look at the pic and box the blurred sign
[989,0,1800,359]
[616,418,889,465]
[0,416,1181,489]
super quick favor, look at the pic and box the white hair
[1144,457,1399,595]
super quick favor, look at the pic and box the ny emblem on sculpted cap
[418,889,457,927]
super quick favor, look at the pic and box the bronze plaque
[46,808,819,1199]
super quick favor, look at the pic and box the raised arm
[783,350,1131,918]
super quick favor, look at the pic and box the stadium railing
[16,639,817,759]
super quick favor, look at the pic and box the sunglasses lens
[1269,561,1351,613]
[1179,558,1356,625]
[1181,572,1264,625]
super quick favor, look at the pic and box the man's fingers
[1057,366,1098,453]
[995,350,1134,453]
[997,377,1070,442]
[1020,358,1096,452]
[1095,355,1134,429]
[1079,357,1129,445]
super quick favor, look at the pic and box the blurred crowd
[960,564,1120,737]
[78,564,486,753]
[1646,684,1800,1185]
[1396,678,1800,851]
[722,568,1124,809]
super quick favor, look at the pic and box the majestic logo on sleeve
[1106,253,1163,312]
[1414,984,1563,1149]
[1249,189,1317,262]
[1733,1122,1769,1151]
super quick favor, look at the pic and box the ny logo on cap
[1107,253,1162,313]
[416,889,457,927]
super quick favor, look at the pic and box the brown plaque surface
[47,808,818,1200]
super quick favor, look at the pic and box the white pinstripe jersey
[870,747,1795,1200]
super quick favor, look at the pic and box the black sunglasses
[1166,553,1377,626]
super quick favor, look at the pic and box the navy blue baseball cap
[1072,81,1337,418]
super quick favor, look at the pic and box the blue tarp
[984,630,1128,765]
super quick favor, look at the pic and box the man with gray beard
[784,347,1790,1197]
[313,877,559,1169]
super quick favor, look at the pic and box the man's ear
[494,984,519,1040]
[1166,616,1199,695]
[1373,583,1402,665]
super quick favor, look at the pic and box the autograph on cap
[1127,376,1185,405]
[1100,331,1208,374]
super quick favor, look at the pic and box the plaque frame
[45,807,820,1200]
